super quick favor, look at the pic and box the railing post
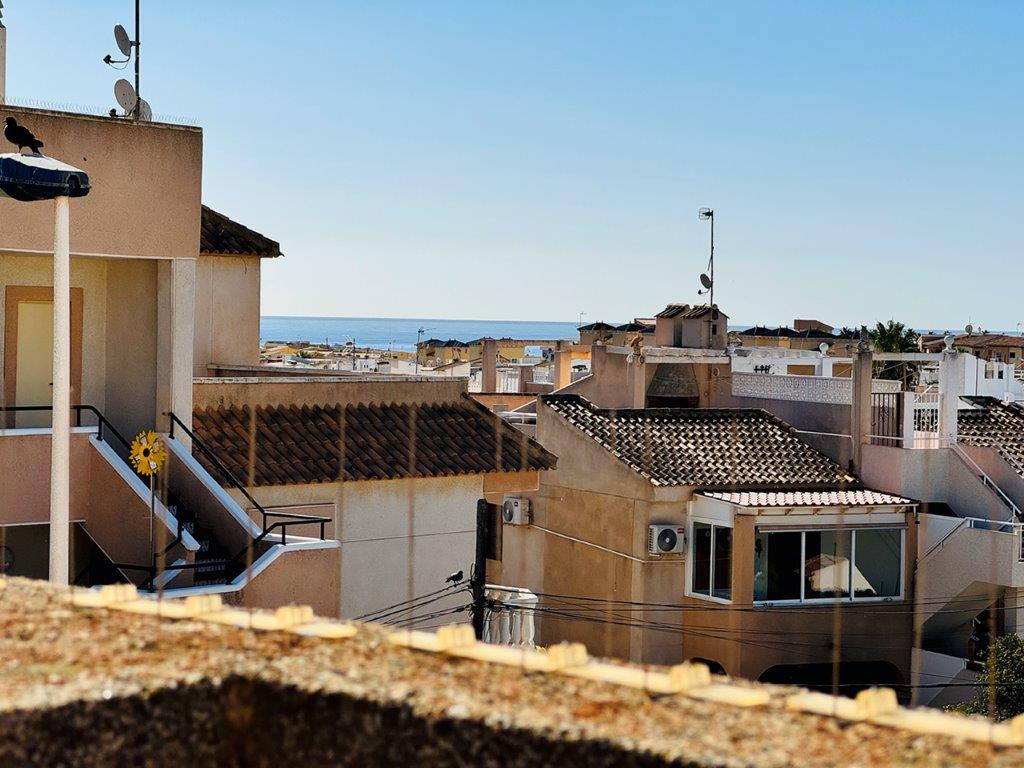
[902,392,916,449]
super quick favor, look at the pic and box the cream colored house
[0,108,359,610]
[193,206,281,376]
[491,393,917,693]
[191,377,554,620]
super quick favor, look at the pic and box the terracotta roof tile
[200,205,281,258]
[192,395,556,487]
[959,396,1024,477]
[699,489,914,507]
[542,394,853,488]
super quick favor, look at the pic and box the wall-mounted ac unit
[502,496,531,525]
[648,525,686,555]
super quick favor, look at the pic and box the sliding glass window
[691,521,732,601]
[754,528,903,604]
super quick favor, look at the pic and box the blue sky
[6,2,1023,329]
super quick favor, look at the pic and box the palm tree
[869,320,920,387]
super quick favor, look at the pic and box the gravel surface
[0,577,1020,767]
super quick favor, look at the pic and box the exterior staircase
[916,515,1024,655]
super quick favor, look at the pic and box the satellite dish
[114,24,133,57]
[699,273,713,290]
[965,324,974,335]
[138,99,153,122]
[114,79,137,113]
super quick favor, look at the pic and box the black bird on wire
[4,118,45,154]
[445,570,464,585]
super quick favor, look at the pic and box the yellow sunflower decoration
[129,430,167,476]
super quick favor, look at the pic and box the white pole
[49,196,71,584]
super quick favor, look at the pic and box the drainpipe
[50,196,71,584]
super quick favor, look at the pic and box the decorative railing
[483,585,538,648]
[731,372,899,405]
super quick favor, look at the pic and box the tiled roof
[200,206,281,258]
[578,322,617,331]
[541,394,853,488]
[959,397,1024,477]
[922,334,1024,351]
[615,322,655,332]
[654,304,728,321]
[192,395,556,487]
[699,489,914,508]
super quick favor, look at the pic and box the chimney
[0,1,6,104]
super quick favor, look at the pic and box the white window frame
[753,527,906,606]
[687,517,734,604]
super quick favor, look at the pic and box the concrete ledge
[3,578,1024,766]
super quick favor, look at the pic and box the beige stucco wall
[0,108,201,260]
[0,254,108,411]
[0,430,95,525]
[228,546,342,618]
[0,430,187,580]
[104,258,159,440]
[193,376,468,411]
[193,255,261,375]
[226,474,484,621]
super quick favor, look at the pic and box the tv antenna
[103,1,148,120]
[697,207,715,306]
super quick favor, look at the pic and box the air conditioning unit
[648,525,686,555]
[502,496,531,525]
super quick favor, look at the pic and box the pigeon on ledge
[4,118,45,154]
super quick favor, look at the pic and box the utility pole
[470,499,489,640]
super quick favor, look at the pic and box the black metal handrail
[0,404,133,454]
[167,410,331,536]
[168,412,272,530]
[114,517,330,590]
[1,405,331,591]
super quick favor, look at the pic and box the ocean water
[260,316,584,353]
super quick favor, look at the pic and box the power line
[523,587,1023,615]
[354,582,466,622]
[386,604,471,629]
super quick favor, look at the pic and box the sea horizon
[260,315,1002,354]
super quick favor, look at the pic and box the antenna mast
[104,1,149,120]
[133,0,140,119]
[697,207,715,306]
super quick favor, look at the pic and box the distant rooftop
[655,303,724,320]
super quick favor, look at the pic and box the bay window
[691,521,732,601]
[754,527,903,604]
